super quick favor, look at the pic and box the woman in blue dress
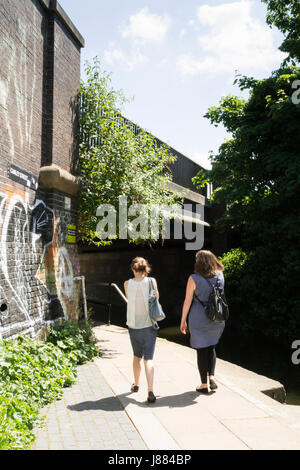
[180,250,225,394]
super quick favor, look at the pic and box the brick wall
[52,16,81,172]
[0,0,45,184]
[0,0,84,340]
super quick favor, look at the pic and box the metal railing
[96,282,127,325]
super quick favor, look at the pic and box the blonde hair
[130,257,151,275]
[194,250,224,278]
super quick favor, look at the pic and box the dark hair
[194,250,224,278]
[130,257,151,275]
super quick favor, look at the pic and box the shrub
[47,319,101,365]
[0,319,101,450]
[220,247,300,346]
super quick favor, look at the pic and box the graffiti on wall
[0,11,38,161]
[0,9,80,340]
[0,187,79,340]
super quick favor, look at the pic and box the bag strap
[193,291,207,308]
[148,277,155,294]
[203,276,224,293]
[148,278,159,330]
[203,276,214,289]
[193,276,215,307]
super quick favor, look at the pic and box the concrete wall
[0,0,84,339]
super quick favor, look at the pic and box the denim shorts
[128,326,157,360]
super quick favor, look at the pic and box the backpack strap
[193,276,214,307]
[203,276,223,291]
[193,291,207,308]
[203,277,214,288]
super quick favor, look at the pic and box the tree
[193,65,300,345]
[77,58,181,246]
[262,0,300,64]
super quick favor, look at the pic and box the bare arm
[180,276,196,334]
[124,280,128,299]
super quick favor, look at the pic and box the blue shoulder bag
[148,278,166,326]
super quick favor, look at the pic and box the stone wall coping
[166,180,206,205]
[37,0,85,48]
[39,164,80,196]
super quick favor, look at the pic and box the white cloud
[177,1,286,78]
[176,55,211,77]
[179,28,186,39]
[104,47,149,71]
[121,7,171,43]
[103,8,171,71]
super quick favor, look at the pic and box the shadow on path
[94,338,121,360]
[68,396,124,412]
[68,390,216,413]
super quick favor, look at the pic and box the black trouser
[196,346,216,384]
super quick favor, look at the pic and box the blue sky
[59,0,286,169]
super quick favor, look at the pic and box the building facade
[0,0,226,338]
[0,0,84,339]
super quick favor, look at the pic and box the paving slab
[93,323,300,450]
[32,361,147,450]
[32,323,300,451]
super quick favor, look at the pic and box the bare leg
[133,356,142,386]
[144,359,154,392]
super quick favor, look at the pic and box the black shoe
[196,387,209,394]
[131,384,139,392]
[147,391,156,403]
[209,379,218,390]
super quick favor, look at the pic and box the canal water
[91,302,300,406]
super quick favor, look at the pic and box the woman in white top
[124,257,159,403]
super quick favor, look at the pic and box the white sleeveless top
[126,278,152,329]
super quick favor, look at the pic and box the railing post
[107,302,112,326]
[90,282,128,326]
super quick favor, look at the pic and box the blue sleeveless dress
[188,272,225,349]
